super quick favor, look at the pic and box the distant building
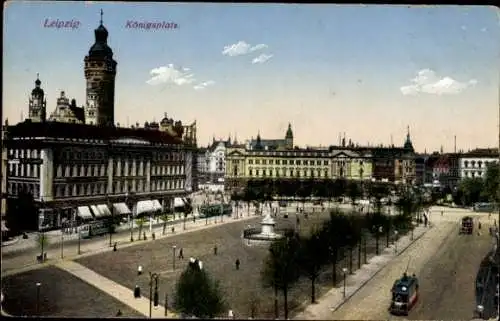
[459,148,499,179]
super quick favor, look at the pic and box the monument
[243,213,283,245]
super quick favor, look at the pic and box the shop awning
[1,220,9,232]
[113,203,132,215]
[90,205,103,218]
[152,200,163,211]
[77,206,93,220]
[136,200,155,215]
[97,204,112,217]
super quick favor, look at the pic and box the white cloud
[222,41,268,57]
[400,69,477,95]
[481,27,487,32]
[146,64,195,86]
[193,80,215,91]
[252,53,273,64]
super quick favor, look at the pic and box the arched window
[57,165,62,177]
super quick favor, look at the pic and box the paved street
[326,208,496,320]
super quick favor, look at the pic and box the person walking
[235,258,240,270]
[214,244,218,255]
[179,248,184,259]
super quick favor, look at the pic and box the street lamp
[172,245,177,270]
[149,272,159,318]
[394,230,399,254]
[77,225,81,255]
[36,282,41,316]
[60,230,64,259]
[375,226,383,255]
[342,267,348,298]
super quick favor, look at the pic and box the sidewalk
[55,260,176,319]
[1,207,261,277]
[294,224,430,320]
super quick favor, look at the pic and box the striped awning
[97,204,111,217]
[151,200,163,211]
[77,206,93,220]
[113,203,132,215]
[90,205,103,218]
[136,200,155,215]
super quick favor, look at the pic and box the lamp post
[149,272,159,318]
[172,245,177,270]
[36,282,41,316]
[394,230,399,254]
[130,193,134,242]
[363,229,367,264]
[108,194,113,248]
[60,230,64,259]
[77,224,81,254]
[342,267,348,298]
[375,226,383,255]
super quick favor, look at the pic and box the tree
[483,162,499,204]
[182,198,193,230]
[346,181,362,207]
[368,182,390,214]
[175,259,226,318]
[135,217,146,239]
[6,189,39,235]
[459,177,485,206]
[261,235,301,320]
[37,232,49,259]
[320,210,351,285]
[297,229,329,303]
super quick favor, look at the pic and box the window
[248,159,253,165]
[262,159,267,165]
[324,160,329,165]
[296,160,301,165]
[269,159,274,165]
[256,169,260,176]
[290,160,295,165]
[249,169,253,176]
[255,159,260,165]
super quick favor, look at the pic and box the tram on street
[389,272,419,316]
[79,221,109,238]
[460,216,474,235]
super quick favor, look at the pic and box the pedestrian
[441,210,443,216]
[134,285,141,298]
[116,309,122,316]
[179,248,184,259]
[235,258,240,270]
[228,309,234,319]
[137,265,143,276]
[214,245,218,255]
[171,226,175,233]
[113,242,117,252]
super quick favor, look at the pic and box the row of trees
[231,178,396,209]
[261,207,417,319]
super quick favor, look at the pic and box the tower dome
[88,10,113,58]
[31,74,44,96]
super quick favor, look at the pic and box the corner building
[4,14,197,231]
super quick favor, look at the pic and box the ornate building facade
[5,13,197,231]
[225,125,416,192]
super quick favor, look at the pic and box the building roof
[6,121,183,144]
[249,138,286,150]
[463,148,499,158]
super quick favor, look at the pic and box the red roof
[7,120,183,144]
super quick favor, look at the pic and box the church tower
[84,10,117,126]
[403,125,414,152]
[285,123,294,149]
[28,74,47,122]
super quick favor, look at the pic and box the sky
[3,2,500,153]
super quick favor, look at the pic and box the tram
[389,272,419,316]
